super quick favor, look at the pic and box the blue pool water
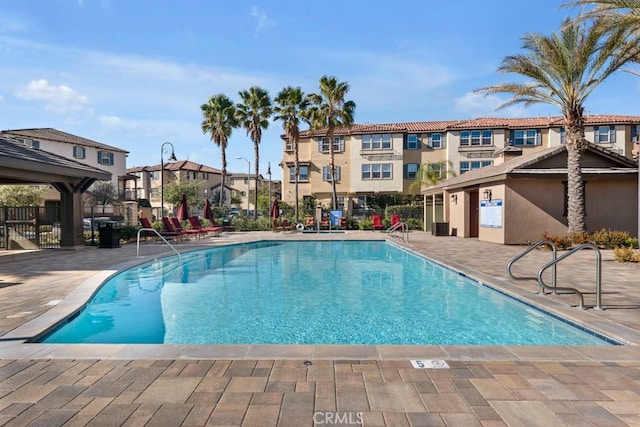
[41,241,613,345]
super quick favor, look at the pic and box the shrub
[613,246,640,263]
[591,228,630,249]
[569,231,591,245]
[359,217,372,230]
[625,237,639,249]
[541,231,572,250]
[119,225,139,242]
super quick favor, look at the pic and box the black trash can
[432,222,450,236]
[98,221,121,248]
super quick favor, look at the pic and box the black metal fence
[0,206,61,250]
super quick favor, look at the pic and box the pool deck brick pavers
[0,231,638,425]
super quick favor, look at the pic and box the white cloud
[15,79,89,113]
[251,6,276,33]
[453,92,528,118]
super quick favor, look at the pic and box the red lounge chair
[139,217,183,241]
[274,219,294,231]
[166,217,202,238]
[188,216,222,235]
[391,214,401,226]
[371,214,384,231]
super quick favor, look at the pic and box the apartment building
[0,128,130,192]
[280,115,640,213]
[228,173,282,214]
[127,160,224,216]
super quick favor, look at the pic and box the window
[150,188,159,198]
[21,139,39,149]
[594,125,615,143]
[460,160,492,174]
[187,171,198,180]
[289,166,309,182]
[150,171,159,180]
[512,129,541,146]
[427,162,445,179]
[97,151,114,166]
[318,136,345,152]
[404,163,420,179]
[285,140,295,151]
[362,163,392,180]
[202,172,209,180]
[632,125,640,142]
[73,146,86,159]
[460,130,492,146]
[362,134,392,150]
[560,128,566,144]
[322,165,341,181]
[406,134,420,150]
[429,133,442,149]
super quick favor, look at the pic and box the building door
[469,190,479,237]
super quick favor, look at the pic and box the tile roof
[295,115,640,138]
[0,136,111,181]
[0,128,128,153]
[422,143,637,194]
[127,160,222,174]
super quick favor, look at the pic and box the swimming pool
[41,241,613,345]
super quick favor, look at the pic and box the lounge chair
[320,217,330,229]
[139,217,183,241]
[188,216,222,235]
[391,214,401,226]
[371,214,384,231]
[168,217,203,238]
[274,219,294,231]
[305,216,316,230]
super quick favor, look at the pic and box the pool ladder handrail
[136,228,181,261]
[386,222,409,242]
[537,242,603,310]
[507,239,557,294]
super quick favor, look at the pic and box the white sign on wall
[480,199,503,228]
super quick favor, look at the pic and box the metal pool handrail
[507,239,557,294]
[537,242,603,310]
[136,228,181,260]
[386,221,409,242]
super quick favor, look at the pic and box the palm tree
[475,18,640,233]
[236,86,272,219]
[565,1,640,32]
[200,94,238,207]
[408,161,456,194]
[273,86,310,223]
[307,75,356,210]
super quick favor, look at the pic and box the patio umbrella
[177,193,189,220]
[203,198,214,220]
[270,199,279,222]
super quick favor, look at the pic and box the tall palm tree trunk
[254,144,259,219]
[220,147,227,207]
[294,140,300,222]
[565,116,587,233]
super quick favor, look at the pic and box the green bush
[625,237,639,249]
[119,225,139,242]
[359,217,373,230]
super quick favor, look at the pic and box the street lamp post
[160,142,177,218]
[236,157,250,215]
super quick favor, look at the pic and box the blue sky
[1,0,639,180]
